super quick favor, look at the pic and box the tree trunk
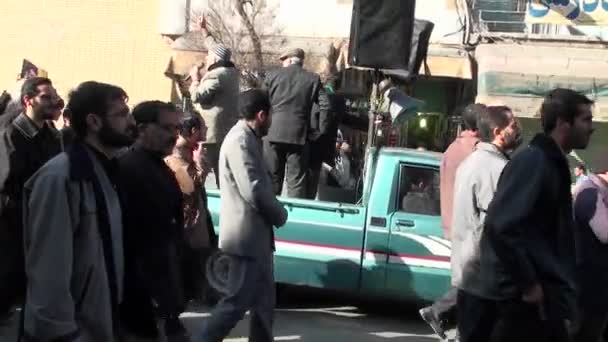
[235,0,264,73]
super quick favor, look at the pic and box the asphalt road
[184,286,457,342]
[0,286,457,341]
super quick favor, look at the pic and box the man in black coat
[471,88,595,342]
[0,77,63,319]
[264,48,328,198]
[306,79,343,199]
[118,101,188,342]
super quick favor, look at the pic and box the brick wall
[0,0,174,105]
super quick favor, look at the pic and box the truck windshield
[398,165,440,216]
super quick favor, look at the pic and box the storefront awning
[419,54,473,79]
[476,43,608,122]
[344,45,473,80]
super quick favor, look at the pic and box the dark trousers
[264,141,308,198]
[489,300,570,342]
[307,161,322,200]
[571,309,608,342]
[457,290,496,342]
[198,254,275,342]
[181,246,213,302]
[204,143,220,188]
[0,222,24,318]
[430,286,458,326]
[306,138,333,200]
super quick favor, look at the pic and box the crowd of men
[0,39,607,342]
[420,91,608,342]
[187,21,344,198]
[0,35,346,342]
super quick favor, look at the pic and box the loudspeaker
[385,87,425,124]
[409,19,434,77]
[349,0,416,70]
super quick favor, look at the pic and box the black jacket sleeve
[0,130,11,215]
[485,149,545,292]
[317,87,333,136]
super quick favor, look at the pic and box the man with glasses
[21,81,132,342]
[118,101,189,342]
[0,77,64,322]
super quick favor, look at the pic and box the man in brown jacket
[165,113,217,305]
[440,104,485,239]
[420,103,486,339]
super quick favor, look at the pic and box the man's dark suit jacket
[264,64,324,146]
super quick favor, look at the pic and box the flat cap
[279,48,305,61]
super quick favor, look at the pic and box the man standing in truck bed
[264,48,328,198]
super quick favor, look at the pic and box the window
[474,0,528,34]
[474,0,608,38]
[397,164,440,216]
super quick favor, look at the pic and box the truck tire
[205,250,232,295]
[205,250,285,303]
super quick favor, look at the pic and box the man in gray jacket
[196,89,287,342]
[189,42,240,187]
[22,81,133,342]
[451,106,522,342]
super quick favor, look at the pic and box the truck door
[385,163,451,301]
[273,199,367,292]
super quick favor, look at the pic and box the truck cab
[206,147,451,302]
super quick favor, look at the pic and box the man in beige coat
[195,89,287,342]
[189,43,240,188]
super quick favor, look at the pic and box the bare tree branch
[234,0,264,72]
[189,0,284,87]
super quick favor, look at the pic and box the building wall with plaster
[0,0,174,104]
[0,0,464,104]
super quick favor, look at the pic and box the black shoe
[419,307,447,340]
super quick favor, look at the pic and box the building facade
[474,0,608,170]
[2,0,602,169]
[0,0,174,105]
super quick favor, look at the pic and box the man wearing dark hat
[264,48,328,198]
[189,43,240,188]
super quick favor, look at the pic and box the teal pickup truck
[206,147,451,303]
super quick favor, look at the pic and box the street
[0,286,457,341]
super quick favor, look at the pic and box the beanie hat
[210,44,231,62]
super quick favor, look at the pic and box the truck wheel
[205,250,232,295]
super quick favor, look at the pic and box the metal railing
[474,4,608,40]
[473,0,566,37]
[477,9,528,34]
[475,8,600,37]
